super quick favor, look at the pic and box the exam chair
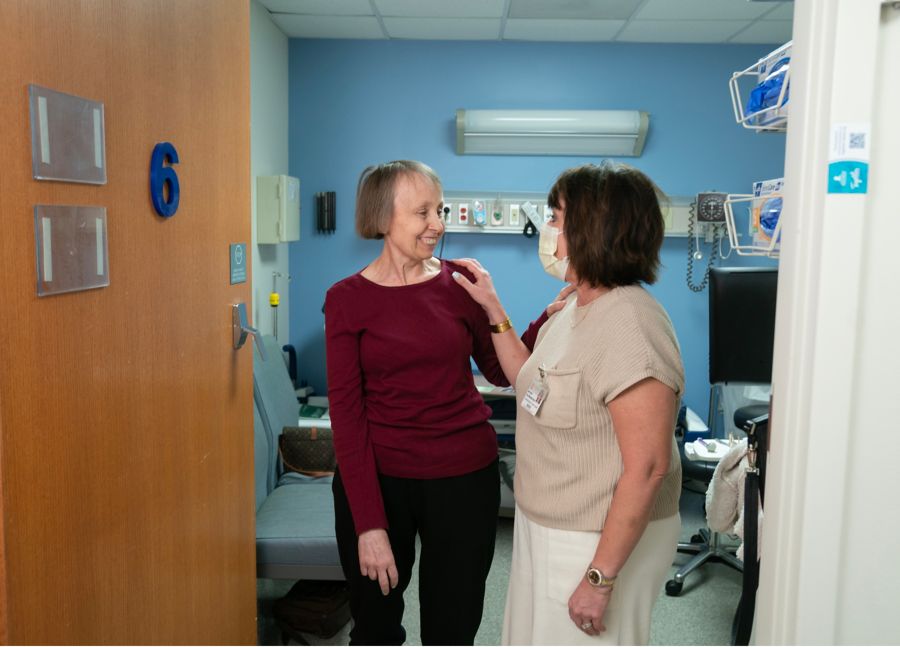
[666,267,776,596]
[254,335,344,580]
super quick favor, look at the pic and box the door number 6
[150,142,180,218]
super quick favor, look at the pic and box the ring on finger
[581,622,593,630]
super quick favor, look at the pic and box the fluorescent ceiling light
[456,109,649,156]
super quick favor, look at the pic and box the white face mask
[538,224,570,281]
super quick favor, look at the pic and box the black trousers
[332,459,500,646]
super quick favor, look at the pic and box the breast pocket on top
[532,366,581,430]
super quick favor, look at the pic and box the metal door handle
[232,302,266,360]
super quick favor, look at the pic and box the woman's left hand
[568,579,612,636]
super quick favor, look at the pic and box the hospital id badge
[521,374,549,416]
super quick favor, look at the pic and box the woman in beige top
[453,162,684,645]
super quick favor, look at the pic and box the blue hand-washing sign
[828,123,871,195]
[828,161,869,194]
[230,243,247,285]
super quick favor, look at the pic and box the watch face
[586,567,615,588]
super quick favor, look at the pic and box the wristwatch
[585,566,616,589]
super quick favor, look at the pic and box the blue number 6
[150,142,180,218]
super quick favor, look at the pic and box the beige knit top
[513,285,684,531]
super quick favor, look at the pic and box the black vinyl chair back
[709,267,778,385]
[708,268,777,645]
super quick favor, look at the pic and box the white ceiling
[260,0,794,44]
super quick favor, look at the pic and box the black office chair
[666,266,777,596]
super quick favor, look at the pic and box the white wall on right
[834,3,900,642]
[250,0,290,345]
[758,1,900,643]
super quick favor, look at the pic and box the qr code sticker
[849,132,866,150]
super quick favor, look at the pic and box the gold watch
[585,566,616,589]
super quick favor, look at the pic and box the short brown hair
[355,160,442,240]
[548,162,665,287]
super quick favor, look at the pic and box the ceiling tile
[259,0,373,16]
[509,0,644,21]
[383,17,502,39]
[270,14,386,38]
[374,0,505,18]
[504,19,625,41]
[618,19,750,43]
[636,0,771,21]
[762,3,795,20]
[729,19,793,44]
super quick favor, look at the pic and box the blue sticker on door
[828,161,869,194]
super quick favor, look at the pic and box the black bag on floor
[273,580,351,641]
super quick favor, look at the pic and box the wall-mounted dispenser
[257,175,300,244]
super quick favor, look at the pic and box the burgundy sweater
[324,260,546,534]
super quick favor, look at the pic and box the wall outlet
[509,204,521,226]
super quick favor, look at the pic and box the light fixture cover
[456,109,649,157]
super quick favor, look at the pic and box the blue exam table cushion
[256,481,341,570]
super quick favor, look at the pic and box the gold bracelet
[490,318,513,334]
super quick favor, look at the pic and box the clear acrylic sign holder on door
[34,205,110,296]
[28,84,107,184]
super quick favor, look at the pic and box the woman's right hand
[358,528,399,595]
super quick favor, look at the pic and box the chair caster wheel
[691,533,704,543]
[665,579,683,596]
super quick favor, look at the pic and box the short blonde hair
[355,160,442,240]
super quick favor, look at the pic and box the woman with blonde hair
[325,160,548,645]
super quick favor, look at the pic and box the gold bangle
[490,318,513,334]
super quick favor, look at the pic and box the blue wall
[287,39,783,416]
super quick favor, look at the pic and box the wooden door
[0,1,255,643]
